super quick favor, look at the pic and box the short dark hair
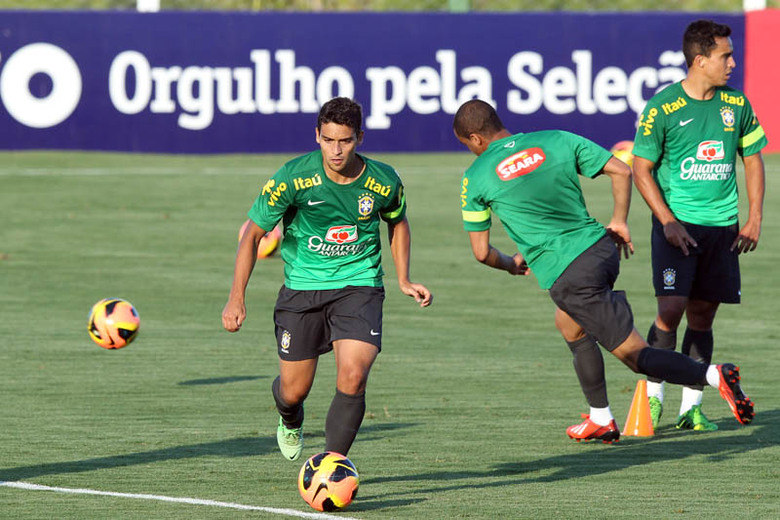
[317,97,363,134]
[452,99,505,139]
[683,20,732,67]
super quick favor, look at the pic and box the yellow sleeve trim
[739,125,765,149]
[381,192,406,220]
[462,208,490,223]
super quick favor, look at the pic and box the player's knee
[554,313,585,342]
[685,300,719,329]
[610,330,647,372]
[613,349,642,373]
[280,383,311,405]
[336,366,370,395]
[656,311,684,331]
[656,300,686,330]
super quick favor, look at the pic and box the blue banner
[0,11,744,153]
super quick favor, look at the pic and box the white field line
[0,481,360,520]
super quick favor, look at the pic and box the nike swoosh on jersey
[370,330,380,336]
[307,200,325,206]
[679,118,694,126]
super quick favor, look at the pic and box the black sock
[681,328,713,391]
[325,390,365,456]
[272,376,303,429]
[567,336,608,408]
[646,323,677,384]
[637,347,708,387]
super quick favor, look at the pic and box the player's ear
[356,130,364,146]
[315,127,321,143]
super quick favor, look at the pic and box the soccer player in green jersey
[222,97,432,461]
[633,20,765,431]
[454,99,753,443]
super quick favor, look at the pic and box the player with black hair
[454,99,753,443]
[633,19,766,431]
[223,97,432,460]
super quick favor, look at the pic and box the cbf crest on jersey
[358,193,375,220]
[720,106,735,129]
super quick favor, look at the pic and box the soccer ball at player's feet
[298,452,359,512]
[87,298,140,349]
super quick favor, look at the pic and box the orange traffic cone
[622,380,655,436]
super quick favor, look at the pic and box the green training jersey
[633,82,767,226]
[248,150,406,290]
[461,131,611,290]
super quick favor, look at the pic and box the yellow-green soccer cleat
[648,396,663,429]
[277,417,303,461]
[676,405,718,431]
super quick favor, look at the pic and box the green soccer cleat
[676,405,718,431]
[648,396,663,429]
[277,417,304,461]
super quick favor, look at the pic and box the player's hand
[663,220,697,256]
[508,253,531,276]
[399,281,433,307]
[222,299,246,332]
[731,219,761,254]
[606,222,634,259]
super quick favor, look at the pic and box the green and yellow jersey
[633,82,767,226]
[461,131,611,290]
[248,150,406,290]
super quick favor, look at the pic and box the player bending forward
[454,99,753,443]
[223,97,432,461]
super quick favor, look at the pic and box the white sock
[679,387,703,415]
[647,381,665,401]
[589,406,613,426]
[705,365,721,388]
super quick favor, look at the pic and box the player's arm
[387,216,432,307]
[222,220,267,332]
[732,152,765,253]
[468,230,530,276]
[632,156,697,256]
[600,156,634,259]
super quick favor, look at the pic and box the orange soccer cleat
[566,414,620,444]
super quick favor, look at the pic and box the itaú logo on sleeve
[495,148,546,180]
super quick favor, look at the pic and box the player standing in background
[222,97,432,461]
[632,20,765,431]
[454,99,753,444]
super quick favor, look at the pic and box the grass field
[0,151,778,519]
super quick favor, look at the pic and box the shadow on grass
[177,375,267,386]
[0,422,417,482]
[360,408,779,499]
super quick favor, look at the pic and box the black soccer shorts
[273,285,385,361]
[650,216,741,303]
[549,235,635,351]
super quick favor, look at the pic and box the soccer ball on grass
[298,452,359,512]
[87,298,140,349]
